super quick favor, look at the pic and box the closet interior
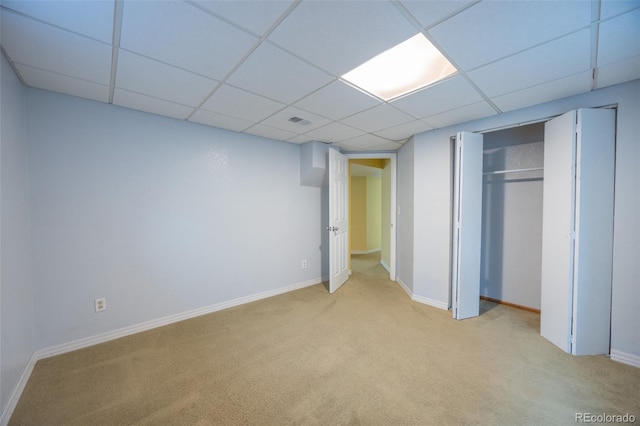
[451,108,616,356]
[480,123,545,312]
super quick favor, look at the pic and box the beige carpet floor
[10,253,640,425]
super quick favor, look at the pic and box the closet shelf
[483,166,543,176]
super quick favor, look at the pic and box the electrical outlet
[302,259,308,269]
[95,297,106,312]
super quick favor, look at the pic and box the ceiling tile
[302,122,366,143]
[492,71,593,112]
[267,0,416,76]
[226,42,334,104]
[600,0,640,19]
[116,50,217,107]
[595,56,640,89]
[429,1,591,70]
[189,109,253,133]
[287,135,315,144]
[1,11,112,84]
[598,9,640,66]
[391,75,482,118]
[338,134,397,152]
[120,1,257,80]
[294,80,381,121]
[373,119,435,141]
[15,64,109,103]
[200,84,285,122]
[285,135,313,145]
[1,0,114,43]
[243,124,299,141]
[190,0,295,37]
[468,29,591,98]
[367,141,404,151]
[342,104,415,133]
[399,0,475,29]
[424,101,496,128]
[113,89,194,120]
[260,106,332,133]
[287,135,315,145]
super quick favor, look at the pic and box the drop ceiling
[1,0,638,152]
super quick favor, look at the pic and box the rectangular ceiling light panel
[342,33,457,101]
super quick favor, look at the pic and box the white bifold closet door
[540,108,615,355]
[452,131,483,320]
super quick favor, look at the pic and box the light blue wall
[398,79,640,360]
[396,137,414,292]
[0,55,35,416]
[26,89,322,349]
[411,133,453,306]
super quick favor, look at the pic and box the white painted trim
[412,295,450,310]
[36,277,322,359]
[610,350,640,368]
[0,352,38,426]
[380,259,391,274]
[395,278,449,311]
[396,278,412,299]
[351,248,381,255]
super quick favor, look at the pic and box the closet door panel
[572,108,615,355]
[540,111,576,353]
[452,131,483,320]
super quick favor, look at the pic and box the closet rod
[483,166,544,176]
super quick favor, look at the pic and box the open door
[540,111,576,352]
[328,149,349,293]
[540,108,615,355]
[451,131,483,319]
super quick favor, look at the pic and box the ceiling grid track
[590,0,602,91]
[390,0,502,115]
[185,0,302,121]
[108,0,124,105]
[1,0,637,151]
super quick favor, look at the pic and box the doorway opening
[322,152,397,292]
[346,153,397,283]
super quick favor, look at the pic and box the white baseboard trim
[395,278,412,298]
[351,249,381,255]
[1,352,38,426]
[380,260,390,274]
[610,350,640,368]
[412,295,449,311]
[36,277,322,360]
[395,279,448,311]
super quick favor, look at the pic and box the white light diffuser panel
[341,33,457,101]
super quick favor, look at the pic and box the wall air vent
[288,116,312,126]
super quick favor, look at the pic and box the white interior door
[571,108,615,355]
[329,149,349,293]
[452,131,483,319]
[540,110,577,353]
